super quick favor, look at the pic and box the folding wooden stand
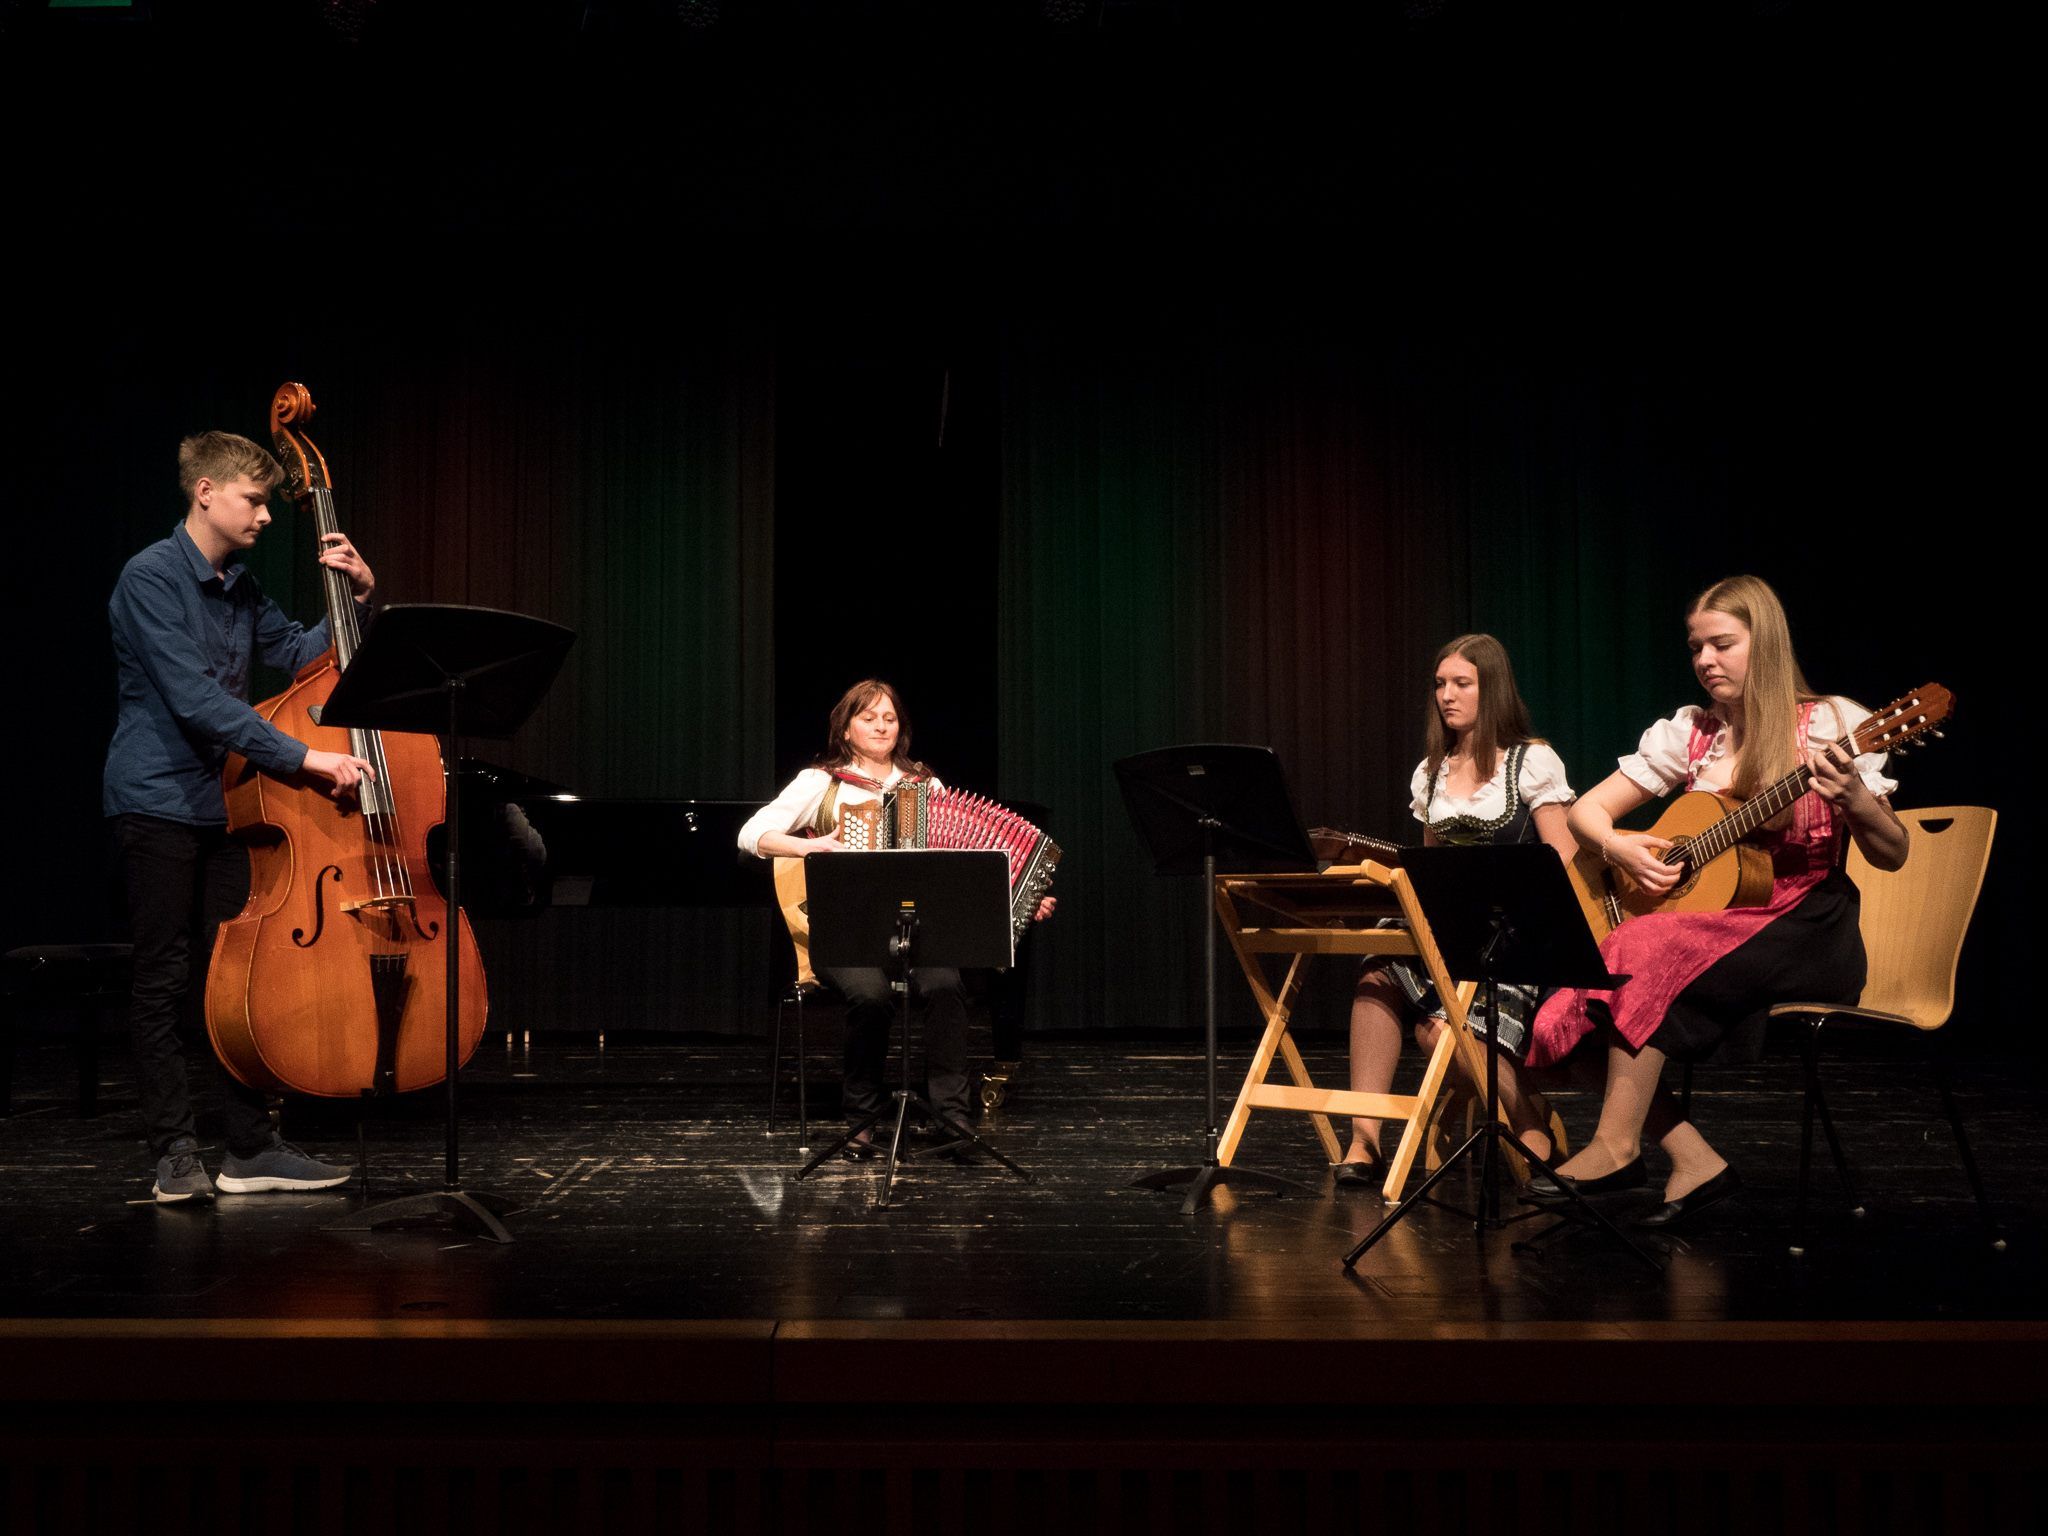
[1212,860,1518,1201]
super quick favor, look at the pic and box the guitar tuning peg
[1933,730,1945,739]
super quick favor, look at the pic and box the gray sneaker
[216,1139,351,1194]
[152,1137,215,1203]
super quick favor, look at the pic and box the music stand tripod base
[1339,845,1660,1274]
[1112,744,1323,1218]
[792,852,1030,1207]
[1132,1160,1315,1217]
[329,1187,518,1244]
[315,602,576,1250]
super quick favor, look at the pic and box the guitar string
[1660,700,1926,871]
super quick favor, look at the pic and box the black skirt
[1646,867,1867,1066]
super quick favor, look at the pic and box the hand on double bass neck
[303,748,376,800]
[316,531,375,601]
[306,529,374,802]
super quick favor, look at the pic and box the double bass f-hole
[291,865,345,949]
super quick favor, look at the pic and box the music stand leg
[875,1089,921,1208]
[328,690,516,1245]
[1343,971,1660,1273]
[933,1109,1035,1184]
[797,907,1032,1198]
[331,1187,516,1244]
[793,1100,899,1181]
[1133,839,1316,1213]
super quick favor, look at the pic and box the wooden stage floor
[1,1030,2040,1325]
[3,1031,2044,1533]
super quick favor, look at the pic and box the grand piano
[439,761,769,916]
[442,762,1033,1088]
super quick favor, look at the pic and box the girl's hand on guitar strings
[804,836,848,855]
[1609,831,1682,895]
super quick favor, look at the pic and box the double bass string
[313,487,411,910]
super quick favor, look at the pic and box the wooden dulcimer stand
[1211,859,1501,1201]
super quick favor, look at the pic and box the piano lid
[443,759,771,913]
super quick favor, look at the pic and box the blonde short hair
[177,431,282,501]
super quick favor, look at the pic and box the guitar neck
[1674,731,1855,865]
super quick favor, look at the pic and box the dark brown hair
[819,679,930,777]
[1421,633,1537,787]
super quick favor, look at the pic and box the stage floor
[1,1029,2039,1326]
[7,1031,2046,1534]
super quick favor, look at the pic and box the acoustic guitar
[1566,684,1953,943]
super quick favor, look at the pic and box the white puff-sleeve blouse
[1407,741,1574,825]
[1616,700,1898,799]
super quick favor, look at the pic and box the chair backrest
[1844,806,1996,1030]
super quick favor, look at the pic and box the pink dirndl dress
[1527,703,1866,1069]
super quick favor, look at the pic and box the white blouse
[736,766,942,857]
[1407,741,1574,826]
[1617,700,1898,799]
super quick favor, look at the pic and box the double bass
[205,383,488,1097]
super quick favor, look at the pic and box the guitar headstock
[1852,684,1952,759]
[268,381,331,504]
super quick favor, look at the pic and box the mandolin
[1566,684,1953,944]
[1307,826,1407,868]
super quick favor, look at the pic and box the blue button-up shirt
[103,524,337,824]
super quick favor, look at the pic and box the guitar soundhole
[1666,842,1699,898]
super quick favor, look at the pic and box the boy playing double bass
[104,431,377,1202]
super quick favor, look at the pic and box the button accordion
[835,780,1062,944]
[772,781,1061,987]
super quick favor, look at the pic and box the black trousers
[820,965,970,1123]
[112,814,275,1160]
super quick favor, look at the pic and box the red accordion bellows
[840,781,1062,941]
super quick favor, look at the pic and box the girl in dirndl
[1336,635,1578,1185]
[1522,575,1908,1229]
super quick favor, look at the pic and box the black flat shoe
[1634,1165,1741,1229]
[1523,1157,1648,1205]
[839,1132,879,1163]
[1331,1161,1379,1190]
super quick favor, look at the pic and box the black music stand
[792,850,1031,1208]
[1114,744,1320,1215]
[320,603,574,1244]
[1340,844,1660,1272]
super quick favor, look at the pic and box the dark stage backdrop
[993,267,2024,1038]
[10,280,781,1035]
[4,23,2024,1049]
[6,259,2022,1047]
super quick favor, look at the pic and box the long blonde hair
[1689,575,1819,799]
